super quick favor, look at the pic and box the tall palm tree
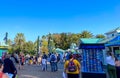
[14,33,26,52]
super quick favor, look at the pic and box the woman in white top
[41,57,47,71]
[106,52,117,78]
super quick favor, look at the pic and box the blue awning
[105,35,120,47]
[105,42,120,46]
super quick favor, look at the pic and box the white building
[105,27,120,38]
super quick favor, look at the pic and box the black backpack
[14,57,19,63]
[68,59,77,72]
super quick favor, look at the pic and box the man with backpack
[50,52,57,72]
[64,54,80,78]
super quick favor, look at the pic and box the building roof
[80,38,103,44]
[105,41,120,46]
[105,27,120,35]
[105,35,120,46]
[98,36,116,43]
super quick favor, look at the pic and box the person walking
[0,59,9,78]
[106,52,117,78]
[64,54,80,78]
[50,52,57,72]
[19,55,25,69]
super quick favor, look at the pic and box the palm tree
[96,34,105,38]
[81,30,93,38]
[14,33,26,52]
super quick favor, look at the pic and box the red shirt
[0,72,3,78]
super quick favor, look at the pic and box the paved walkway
[18,64,64,78]
[17,64,108,78]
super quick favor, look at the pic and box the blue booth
[79,38,106,78]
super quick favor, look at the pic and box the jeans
[50,62,56,72]
[55,62,58,71]
[46,64,47,71]
[42,64,46,71]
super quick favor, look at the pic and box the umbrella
[55,48,65,54]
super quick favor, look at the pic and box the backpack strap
[69,59,74,62]
[68,59,75,66]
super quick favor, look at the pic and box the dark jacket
[3,58,17,74]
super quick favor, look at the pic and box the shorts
[21,62,24,65]
[67,74,79,78]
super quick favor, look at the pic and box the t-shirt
[106,56,115,66]
[64,59,80,74]
[42,59,47,65]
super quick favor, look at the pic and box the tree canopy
[7,31,105,55]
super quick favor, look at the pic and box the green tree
[69,33,80,45]
[41,37,48,54]
[47,33,55,53]
[81,30,93,38]
[24,41,35,55]
[60,33,69,50]
[52,34,61,48]
[7,39,14,54]
[96,34,105,38]
[37,36,40,55]
[14,33,26,53]
[7,39,13,46]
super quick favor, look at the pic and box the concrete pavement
[18,64,64,78]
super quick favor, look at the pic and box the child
[41,57,47,71]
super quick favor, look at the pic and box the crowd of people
[0,52,26,78]
[1,50,120,78]
[0,51,82,78]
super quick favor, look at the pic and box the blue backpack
[51,55,56,61]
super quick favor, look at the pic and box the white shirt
[106,56,115,66]
[42,59,47,65]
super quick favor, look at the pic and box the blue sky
[0,0,120,42]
